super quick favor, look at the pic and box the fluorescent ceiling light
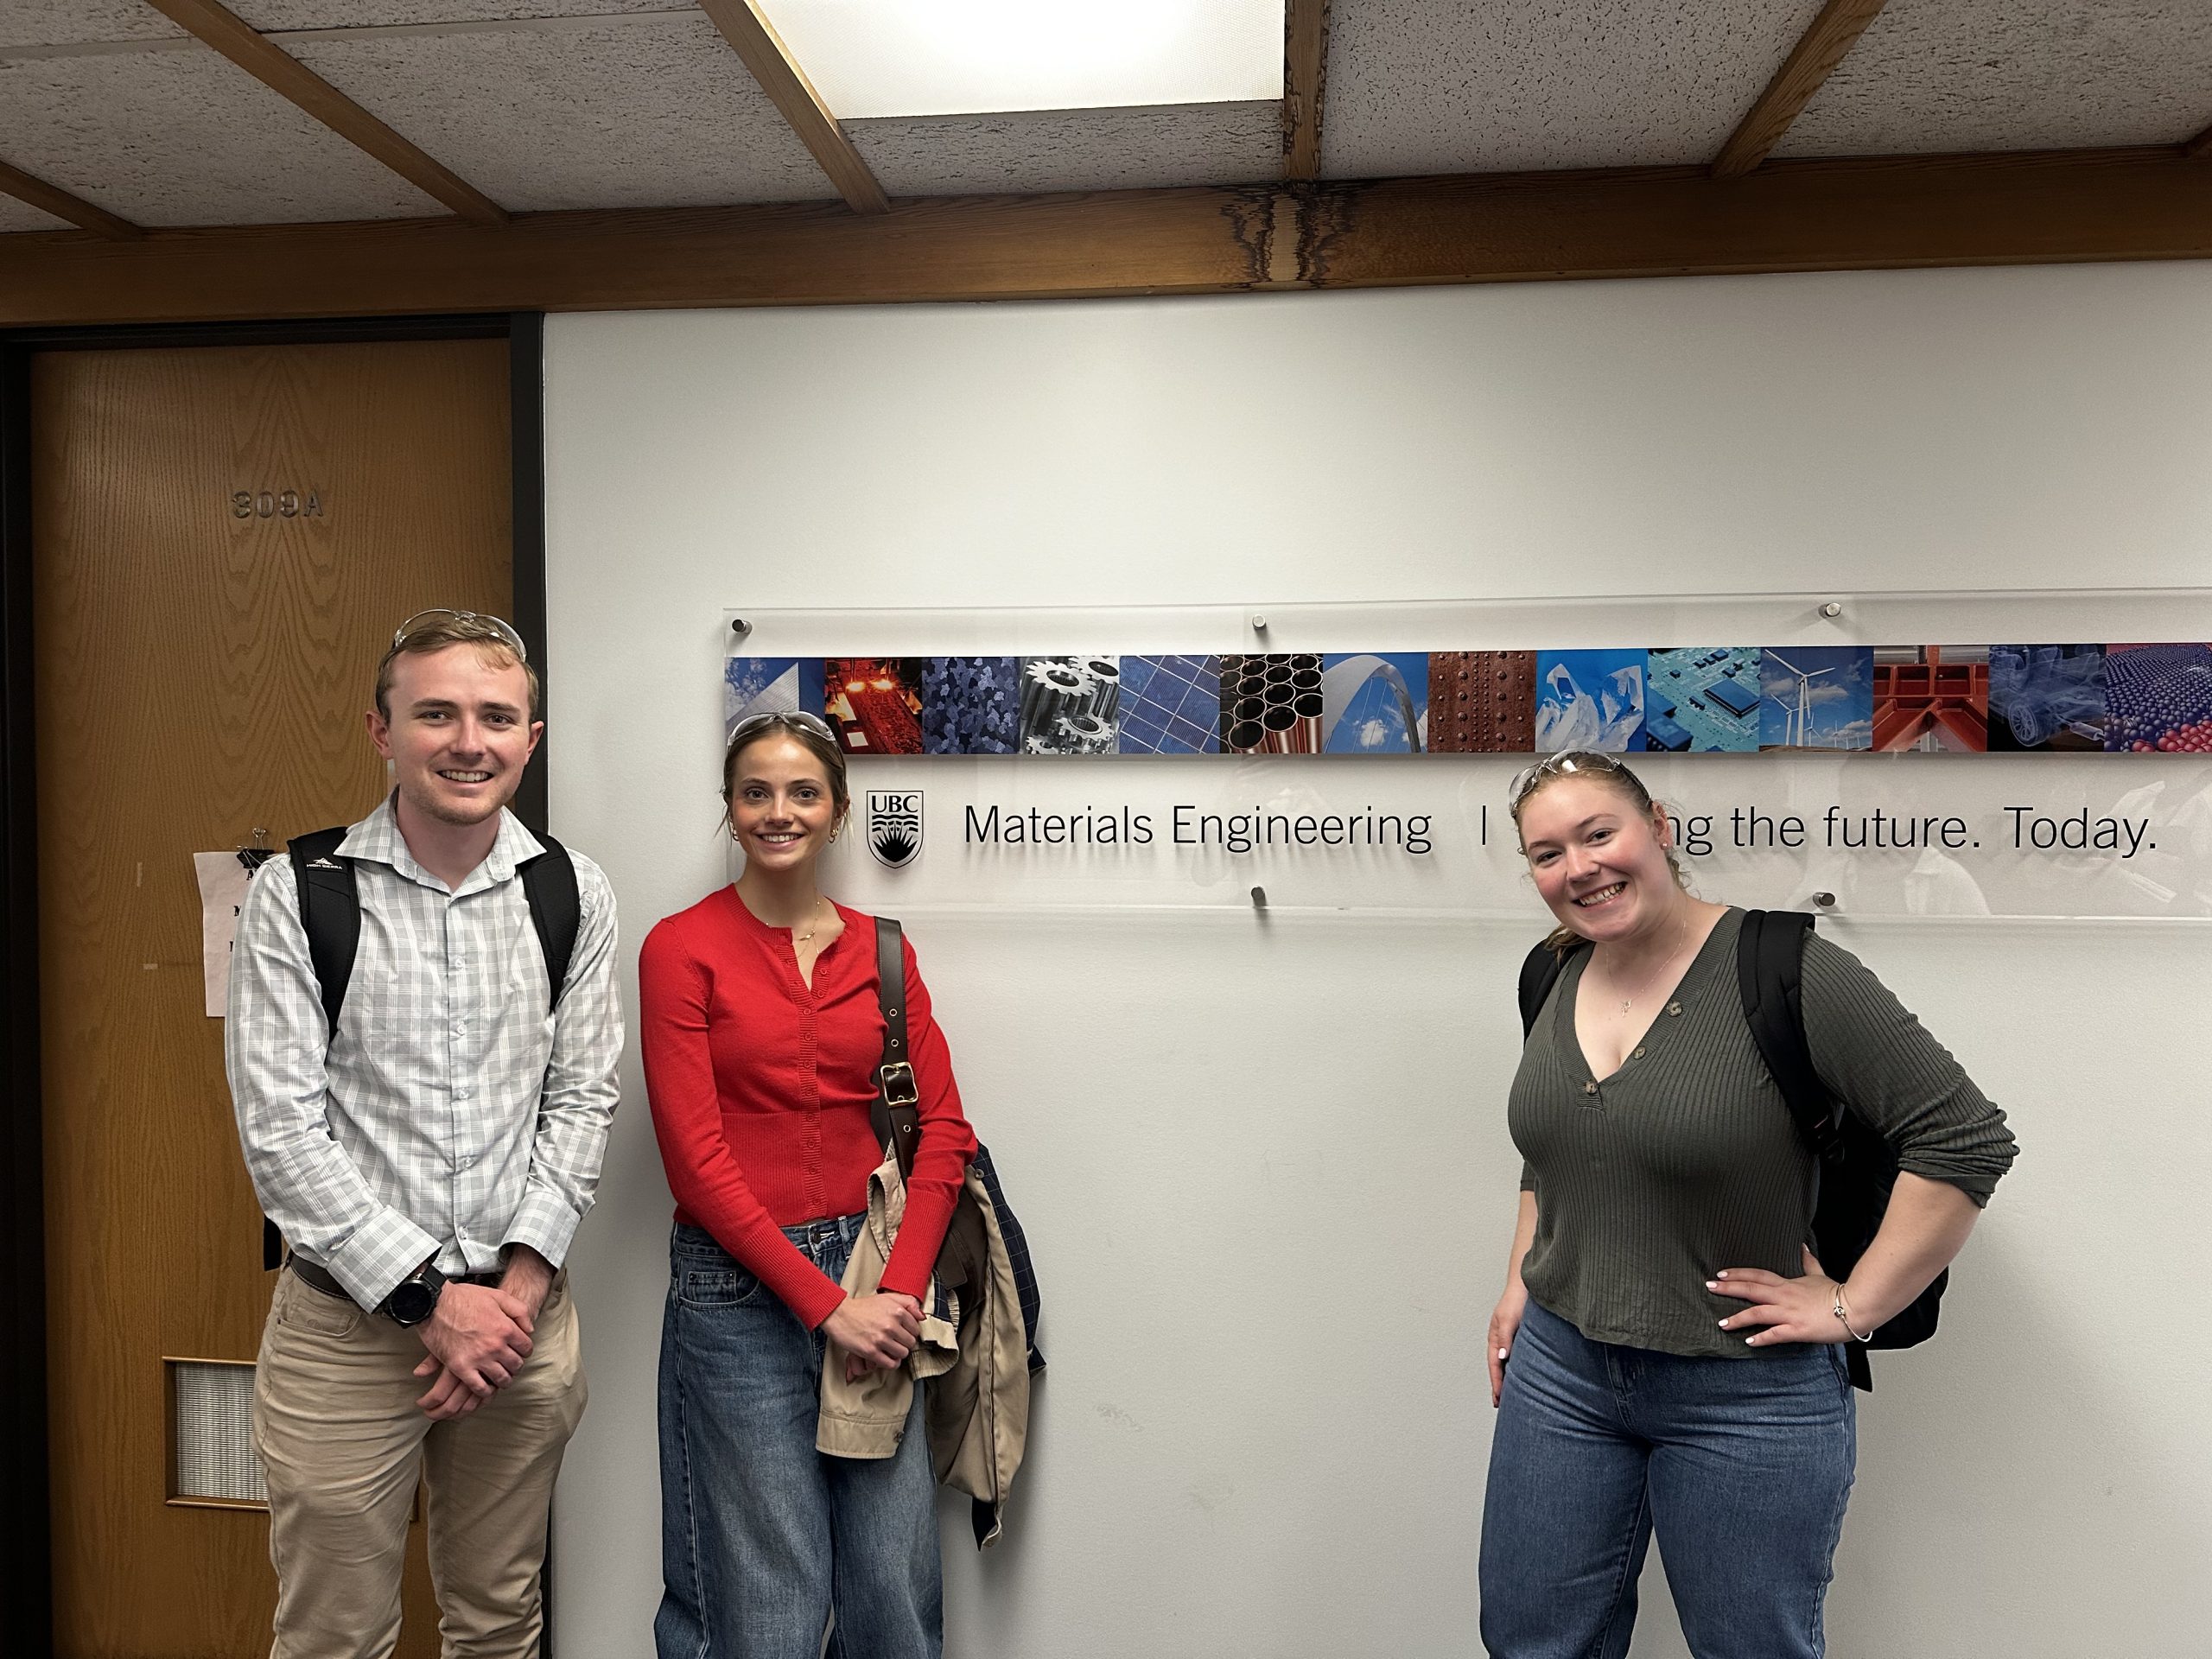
[763,0,1285,119]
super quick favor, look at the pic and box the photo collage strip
[725,645,2212,757]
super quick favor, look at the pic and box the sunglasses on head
[391,607,528,661]
[728,709,836,742]
[1506,750,1628,808]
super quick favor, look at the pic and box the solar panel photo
[1118,655,1223,753]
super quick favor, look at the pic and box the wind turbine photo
[1765,651,1834,747]
[1759,647,1875,750]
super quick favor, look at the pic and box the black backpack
[1517,910,1944,1392]
[258,823,581,1268]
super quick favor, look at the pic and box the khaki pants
[252,1269,587,1659]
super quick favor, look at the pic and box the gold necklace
[793,894,827,945]
[1601,911,1689,1014]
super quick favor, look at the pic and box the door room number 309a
[231,488,324,519]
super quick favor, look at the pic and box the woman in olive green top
[1479,753,2015,1659]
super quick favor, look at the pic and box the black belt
[289,1255,501,1304]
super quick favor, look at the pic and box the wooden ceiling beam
[1713,0,1891,179]
[696,0,890,214]
[0,158,143,240]
[1313,149,2212,285]
[3,148,2209,328]
[142,0,509,225]
[1284,0,1331,181]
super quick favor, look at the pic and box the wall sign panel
[721,601,2212,920]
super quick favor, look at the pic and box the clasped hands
[823,1289,925,1385]
[411,1247,553,1421]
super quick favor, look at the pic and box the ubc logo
[868,791,923,868]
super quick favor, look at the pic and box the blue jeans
[656,1218,942,1659]
[1479,1299,1856,1659]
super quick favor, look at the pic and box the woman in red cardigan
[640,709,976,1659]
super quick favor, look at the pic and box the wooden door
[35,339,512,1657]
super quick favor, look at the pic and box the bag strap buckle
[878,1059,919,1109]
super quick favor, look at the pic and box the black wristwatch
[380,1262,448,1326]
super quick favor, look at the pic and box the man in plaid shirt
[226,611,622,1658]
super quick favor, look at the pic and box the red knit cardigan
[639,888,977,1329]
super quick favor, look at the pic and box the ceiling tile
[849,101,1281,196]
[0,3,186,51]
[1320,0,1830,177]
[236,2,686,25]
[0,194,75,232]
[1777,0,2212,156]
[0,48,446,226]
[0,3,187,50]
[284,13,829,210]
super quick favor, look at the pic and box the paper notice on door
[195,850,274,1018]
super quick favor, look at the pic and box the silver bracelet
[1832,1284,1874,1343]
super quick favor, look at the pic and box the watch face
[387,1279,438,1325]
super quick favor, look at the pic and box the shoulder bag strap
[873,916,920,1181]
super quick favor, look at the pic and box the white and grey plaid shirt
[226,797,623,1310]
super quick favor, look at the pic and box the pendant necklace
[1606,912,1689,1014]
[794,894,827,945]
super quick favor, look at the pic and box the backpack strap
[873,916,921,1180]
[1732,909,1843,1164]
[270,825,578,1267]
[275,825,358,1269]
[289,826,581,1021]
[288,826,359,1033]
[516,836,580,1013]
[1517,937,1586,1039]
[1735,909,1879,1390]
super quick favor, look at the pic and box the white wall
[544,267,2212,1658]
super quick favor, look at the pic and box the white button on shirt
[226,798,623,1309]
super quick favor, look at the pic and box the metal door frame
[0,314,551,1657]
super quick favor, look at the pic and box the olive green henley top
[1510,908,2017,1360]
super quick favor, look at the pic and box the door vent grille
[166,1359,266,1508]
